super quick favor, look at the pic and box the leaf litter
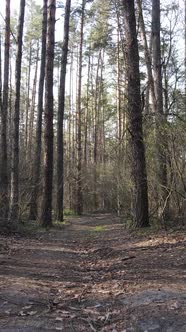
[0,214,185,331]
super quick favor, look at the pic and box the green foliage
[25,0,42,42]
[90,225,106,233]
[87,0,112,50]
[64,209,77,216]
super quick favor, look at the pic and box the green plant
[91,225,106,233]
[64,209,77,216]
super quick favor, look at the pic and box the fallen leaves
[0,216,185,331]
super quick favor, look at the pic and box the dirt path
[0,214,185,331]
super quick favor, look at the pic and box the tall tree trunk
[76,0,85,215]
[136,0,156,112]
[28,44,39,160]
[40,0,56,227]
[0,0,10,218]
[29,0,48,220]
[68,50,74,210]
[84,49,91,165]
[9,0,25,222]
[185,0,186,101]
[116,28,122,217]
[25,43,32,152]
[90,54,94,164]
[8,57,12,153]
[0,34,2,113]
[152,0,168,219]
[56,0,71,221]
[93,50,101,210]
[122,0,149,227]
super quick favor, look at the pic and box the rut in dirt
[0,214,185,331]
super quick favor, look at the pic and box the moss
[90,225,106,233]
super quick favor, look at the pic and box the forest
[0,0,186,331]
[0,0,185,227]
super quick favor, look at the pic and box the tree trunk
[56,0,71,221]
[28,44,39,160]
[93,50,101,210]
[136,0,156,112]
[9,0,25,222]
[116,28,122,217]
[84,49,91,165]
[0,0,10,218]
[76,0,85,215]
[25,43,32,152]
[68,49,74,210]
[122,0,149,227]
[29,0,48,221]
[8,57,12,153]
[40,0,56,227]
[185,0,186,101]
[152,0,168,219]
[0,34,2,113]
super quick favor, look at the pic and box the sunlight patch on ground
[133,236,185,248]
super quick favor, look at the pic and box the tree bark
[116,28,122,217]
[152,0,168,219]
[122,0,149,227]
[0,34,2,113]
[28,44,39,160]
[29,0,48,220]
[40,0,56,227]
[56,0,71,221]
[76,0,85,215]
[93,50,101,210]
[25,43,32,152]
[9,0,25,222]
[84,49,91,165]
[185,0,186,101]
[0,0,10,218]
[136,0,156,112]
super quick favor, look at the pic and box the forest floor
[0,214,185,332]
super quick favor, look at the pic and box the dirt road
[0,214,185,331]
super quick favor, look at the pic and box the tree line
[0,0,185,228]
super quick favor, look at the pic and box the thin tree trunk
[29,0,48,220]
[84,49,91,165]
[28,44,39,160]
[122,0,149,227]
[93,50,101,210]
[185,0,186,101]
[116,28,122,217]
[40,0,56,227]
[68,50,74,210]
[90,54,94,164]
[8,57,12,153]
[76,0,85,215]
[0,0,10,218]
[152,0,168,219]
[9,0,26,222]
[25,43,32,151]
[56,0,71,221]
[0,34,2,113]
[136,0,156,111]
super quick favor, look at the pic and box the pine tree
[9,0,26,222]
[29,0,48,220]
[40,0,56,227]
[122,0,149,227]
[152,0,169,219]
[56,0,71,222]
[0,0,10,218]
